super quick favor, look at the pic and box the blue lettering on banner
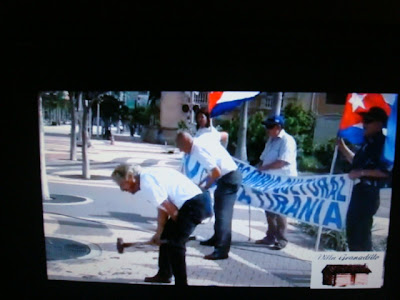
[264,193,275,210]
[298,197,320,223]
[252,188,266,209]
[273,194,289,214]
[317,178,329,199]
[285,195,302,218]
[183,156,352,231]
[328,176,339,200]
[289,180,301,195]
[336,176,347,202]
[323,202,342,229]
[313,199,325,225]
[306,179,320,197]
[237,187,252,205]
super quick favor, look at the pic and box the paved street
[41,125,392,287]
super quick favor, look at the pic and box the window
[264,93,274,109]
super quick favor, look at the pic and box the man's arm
[258,160,288,171]
[337,138,355,164]
[150,208,168,245]
[203,166,222,190]
[348,168,390,180]
[150,200,178,245]
[159,199,179,221]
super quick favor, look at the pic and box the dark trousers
[346,183,380,251]
[264,211,288,246]
[209,170,242,255]
[157,192,210,285]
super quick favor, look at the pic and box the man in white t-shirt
[256,115,298,250]
[176,131,242,260]
[111,164,212,285]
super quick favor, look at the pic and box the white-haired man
[111,164,212,286]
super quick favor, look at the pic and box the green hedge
[219,103,347,173]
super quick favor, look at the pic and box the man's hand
[159,200,178,221]
[337,138,355,163]
[258,160,287,171]
[348,169,363,180]
[149,233,162,246]
[258,164,268,171]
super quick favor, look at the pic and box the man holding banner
[338,106,392,251]
[176,131,242,260]
[255,115,298,250]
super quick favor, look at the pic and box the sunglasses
[362,118,375,124]
[265,124,277,129]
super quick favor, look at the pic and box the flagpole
[248,200,252,241]
[315,143,339,251]
[329,144,339,174]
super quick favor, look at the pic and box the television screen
[37,90,398,290]
[11,35,399,299]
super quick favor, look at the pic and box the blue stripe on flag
[383,96,397,165]
[337,127,365,145]
[210,97,256,117]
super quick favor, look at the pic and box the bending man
[176,131,242,260]
[111,164,212,285]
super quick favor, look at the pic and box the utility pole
[69,91,77,161]
[272,92,283,116]
[38,93,51,200]
[234,101,248,162]
[96,100,100,138]
[81,92,90,179]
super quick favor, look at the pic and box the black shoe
[200,238,216,246]
[204,252,229,260]
[270,241,287,250]
[144,274,172,283]
[255,237,275,246]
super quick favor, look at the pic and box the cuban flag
[208,91,260,117]
[338,93,393,145]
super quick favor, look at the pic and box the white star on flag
[348,93,366,112]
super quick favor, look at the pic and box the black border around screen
[8,25,400,299]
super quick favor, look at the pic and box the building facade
[158,91,347,145]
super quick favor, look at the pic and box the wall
[160,91,193,144]
[354,273,369,285]
[335,273,352,286]
[160,92,187,129]
[313,114,342,144]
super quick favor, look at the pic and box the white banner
[182,155,353,231]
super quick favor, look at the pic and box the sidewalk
[42,125,391,287]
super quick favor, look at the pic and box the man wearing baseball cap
[338,106,391,251]
[255,115,298,250]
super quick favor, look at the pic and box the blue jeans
[210,170,242,255]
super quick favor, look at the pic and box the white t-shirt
[195,126,221,142]
[138,167,202,209]
[259,129,298,176]
[191,136,237,176]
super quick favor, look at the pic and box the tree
[98,94,121,136]
[283,102,315,156]
[80,92,90,179]
[42,91,69,125]
[219,111,266,165]
[147,91,161,126]
[69,91,77,161]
